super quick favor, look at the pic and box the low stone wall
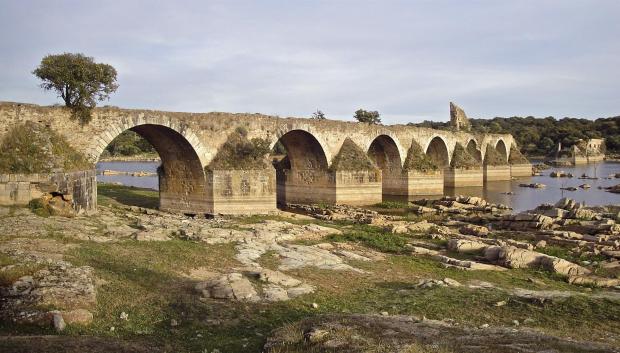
[334,170,382,205]
[444,167,483,187]
[484,165,511,182]
[405,170,444,196]
[207,169,276,214]
[0,170,97,212]
[510,163,532,178]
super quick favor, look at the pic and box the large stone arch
[87,115,210,167]
[367,135,404,197]
[367,135,403,172]
[90,118,210,214]
[270,125,333,167]
[466,138,482,162]
[272,129,331,205]
[425,136,451,167]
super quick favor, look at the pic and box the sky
[0,0,618,124]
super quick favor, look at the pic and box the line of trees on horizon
[413,115,620,156]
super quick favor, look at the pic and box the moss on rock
[484,145,508,166]
[330,138,377,171]
[450,143,480,169]
[403,140,439,172]
[207,126,271,170]
[0,121,92,173]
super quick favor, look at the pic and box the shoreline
[98,155,160,163]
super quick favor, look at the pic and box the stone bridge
[0,102,531,214]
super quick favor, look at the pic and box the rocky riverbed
[1,188,619,352]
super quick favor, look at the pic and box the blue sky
[0,0,618,123]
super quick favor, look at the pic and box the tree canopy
[33,53,118,123]
[354,109,381,124]
[412,115,620,155]
[311,110,326,120]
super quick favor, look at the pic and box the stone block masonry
[444,168,483,188]
[0,170,97,212]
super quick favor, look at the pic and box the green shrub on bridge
[403,141,438,172]
[0,121,92,173]
[330,138,377,171]
[450,143,480,169]
[207,126,271,170]
[484,145,508,166]
[508,145,529,164]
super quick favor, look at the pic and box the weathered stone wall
[334,170,382,205]
[483,165,511,182]
[0,170,96,212]
[510,164,532,178]
[405,170,444,196]
[207,169,276,214]
[444,168,483,188]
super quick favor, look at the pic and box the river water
[96,161,620,212]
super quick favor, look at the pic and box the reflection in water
[97,161,620,212]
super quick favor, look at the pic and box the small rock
[304,328,329,342]
[443,278,462,287]
[120,311,129,320]
[110,326,115,331]
[480,323,489,328]
[495,301,507,307]
[512,320,520,326]
[380,311,389,316]
[311,302,319,309]
[170,319,179,327]
[52,312,66,332]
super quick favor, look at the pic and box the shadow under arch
[98,124,209,214]
[272,129,330,205]
[425,136,450,168]
[367,135,403,197]
[466,139,482,162]
[495,139,508,162]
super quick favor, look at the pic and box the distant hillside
[413,116,620,156]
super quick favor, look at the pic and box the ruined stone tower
[450,102,471,131]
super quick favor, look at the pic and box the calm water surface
[97,161,620,212]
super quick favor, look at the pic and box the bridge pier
[483,165,511,182]
[277,169,382,206]
[403,170,444,196]
[444,167,484,187]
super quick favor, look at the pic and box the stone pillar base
[444,167,483,187]
[279,169,382,206]
[484,165,511,182]
[405,170,444,196]
[510,163,532,178]
[206,169,276,215]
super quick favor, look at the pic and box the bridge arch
[90,118,210,213]
[425,136,450,167]
[367,135,403,172]
[466,138,482,162]
[495,139,508,162]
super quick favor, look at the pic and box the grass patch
[0,263,44,287]
[328,225,409,253]
[97,183,159,209]
[372,201,409,209]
